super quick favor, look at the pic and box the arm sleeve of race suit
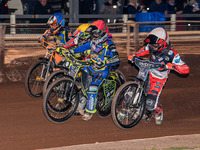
[172,53,189,74]
[72,41,91,53]
[42,29,51,38]
[128,46,150,61]
[106,44,120,66]
[134,45,150,57]
[39,29,51,42]
[62,37,77,49]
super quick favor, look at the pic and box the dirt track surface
[40,134,200,150]
[0,54,200,150]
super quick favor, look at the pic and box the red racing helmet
[90,20,110,46]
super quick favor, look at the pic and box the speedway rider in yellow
[61,23,91,60]
[71,20,120,121]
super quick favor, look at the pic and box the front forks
[132,85,143,105]
[44,62,51,81]
[37,62,50,82]
[124,84,143,109]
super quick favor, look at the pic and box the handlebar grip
[161,64,165,68]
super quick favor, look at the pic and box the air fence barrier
[1,19,200,83]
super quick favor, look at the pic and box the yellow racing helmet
[77,23,91,32]
[76,23,91,45]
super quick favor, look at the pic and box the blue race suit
[42,26,69,46]
[54,27,69,46]
[73,39,120,113]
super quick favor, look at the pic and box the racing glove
[165,63,175,70]
[46,47,55,53]
[39,36,45,43]
[56,47,70,57]
[92,59,106,70]
[39,30,50,43]
[97,60,105,67]
[128,55,136,63]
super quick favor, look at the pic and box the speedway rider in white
[124,27,190,124]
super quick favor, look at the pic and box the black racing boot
[143,110,152,123]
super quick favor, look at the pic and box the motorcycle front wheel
[43,70,68,95]
[43,77,79,123]
[25,60,49,98]
[111,81,145,129]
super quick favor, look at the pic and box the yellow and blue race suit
[73,39,120,113]
[54,27,69,46]
[42,26,69,46]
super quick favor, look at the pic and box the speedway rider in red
[127,27,189,124]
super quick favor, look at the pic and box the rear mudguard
[118,74,126,84]
[110,70,126,85]
[103,79,116,104]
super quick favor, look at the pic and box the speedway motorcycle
[111,57,164,129]
[42,52,125,123]
[25,39,66,98]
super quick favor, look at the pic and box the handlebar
[67,54,91,66]
[134,57,165,70]
[40,38,57,53]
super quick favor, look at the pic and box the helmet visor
[144,34,159,44]
[49,23,60,34]
[80,32,90,38]
[90,26,102,38]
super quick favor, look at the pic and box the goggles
[144,34,163,44]
[149,43,162,48]
[50,23,60,29]
[80,31,90,37]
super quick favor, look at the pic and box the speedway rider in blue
[39,13,69,46]
[72,20,120,121]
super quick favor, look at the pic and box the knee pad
[146,94,157,112]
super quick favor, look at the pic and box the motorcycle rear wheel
[96,77,121,117]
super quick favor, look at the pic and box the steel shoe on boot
[117,109,128,121]
[142,111,152,123]
[76,108,85,116]
[82,112,93,121]
[155,111,163,125]
[76,96,87,115]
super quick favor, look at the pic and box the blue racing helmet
[47,13,65,34]
[47,13,65,26]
